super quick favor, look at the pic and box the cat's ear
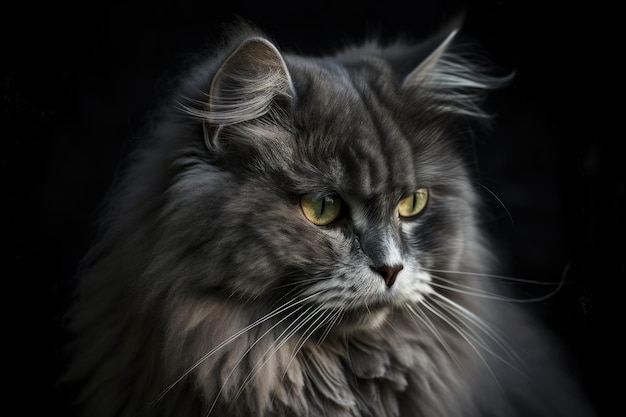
[204,37,295,151]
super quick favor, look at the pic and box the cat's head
[133,22,504,333]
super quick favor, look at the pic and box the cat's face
[163,41,480,334]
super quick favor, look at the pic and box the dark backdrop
[3,1,619,415]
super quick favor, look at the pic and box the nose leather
[372,265,403,288]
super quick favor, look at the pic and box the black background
[3,1,620,415]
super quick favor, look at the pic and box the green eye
[398,189,429,218]
[301,194,342,226]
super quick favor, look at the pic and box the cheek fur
[220,194,347,298]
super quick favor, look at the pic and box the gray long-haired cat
[63,20,597,417]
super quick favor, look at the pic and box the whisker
[280,307,327,380]
[423,266,568,303]
[230,304,328,405]
[420,298,506,394]
[422,267,559,285]
[152,292,321,407]
[205,302,315,416]
[478,183,514,226]
[428,274,561,303]
[404,304,464,370]
[421,299,490,361]
[273,276,326,291]
[428,276,519,301]
[270,276,331,311]
[281,306,339,380]
[316,306,343,346]
[429,292,523,369]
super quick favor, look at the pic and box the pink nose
[372,265,403,288]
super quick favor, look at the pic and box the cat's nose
[372,265,403,288]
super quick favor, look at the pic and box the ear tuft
[401,28,459,89]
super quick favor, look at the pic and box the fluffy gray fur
[63,21,596,417]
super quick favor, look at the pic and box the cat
[61,19,597,417]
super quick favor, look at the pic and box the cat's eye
[301,194,342,226]
[398,189,429,218]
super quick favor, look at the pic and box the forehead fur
[283,53,466,198]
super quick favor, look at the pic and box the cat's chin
[333,304,392,333]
